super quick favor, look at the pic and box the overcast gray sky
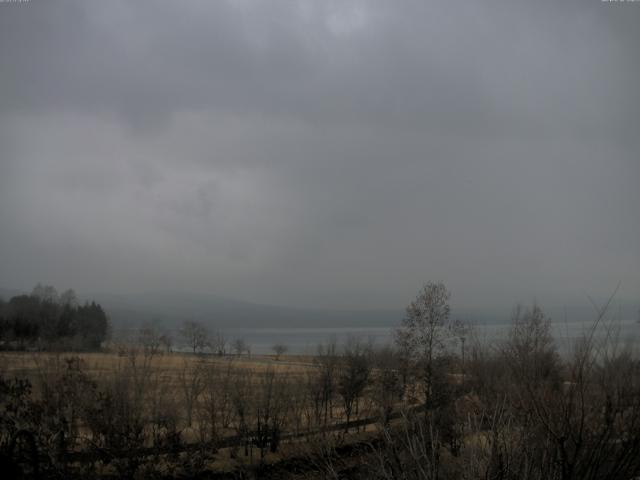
[0,0,638,310]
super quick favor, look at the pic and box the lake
[221,318,639,355]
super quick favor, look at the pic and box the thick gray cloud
[0,0,638,311]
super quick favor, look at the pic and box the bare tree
[59,289,78,308]
[31,283,59,303]
[178,358,205,427]
[180,320,209,354]
[272,343,288,361]
[338,339,371,431]
[316,339,339,426]
[159,332,173,353]
[395,282,457,408]
[230,367,254,458]
[211,331,227,356]
[254,368,290,458]
[503,303,560,386]
[462,293,640,480]
[371,346,404,425]
[371,410,442,480]
[138,321,162,357]
[199,360,235,442]
[233,338,248,357]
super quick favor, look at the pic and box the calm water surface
[222,319,639,355]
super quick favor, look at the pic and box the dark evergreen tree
[0,285,110,350]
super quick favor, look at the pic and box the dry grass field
[0,350,316,380]
[0,348,392,478]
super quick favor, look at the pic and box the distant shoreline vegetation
[108,317,639,357]
[0,283,110,351]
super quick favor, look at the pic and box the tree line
[0,284,110,350]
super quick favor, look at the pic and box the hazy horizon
[1,0,638,313]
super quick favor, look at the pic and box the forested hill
[0,284,109,350]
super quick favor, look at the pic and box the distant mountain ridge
[93,291,403,329]
[1,287,636,331]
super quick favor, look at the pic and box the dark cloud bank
[0,0,638,324]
